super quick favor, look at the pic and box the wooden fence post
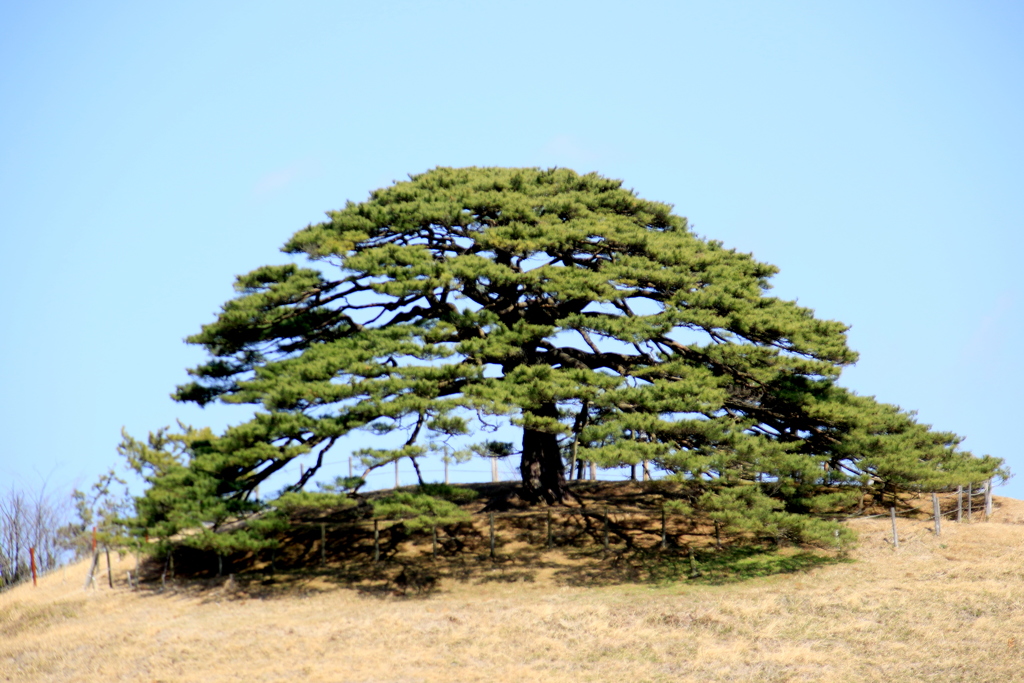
[602,512,609,555]
[957,486,963,523]
[661,509,668,550]
[489,513,496,560]
[985,479,993,519]
[84,550,100,590]
[546,510,552,549]
[967,483,973,521]
[890,507,899,548]
[373,520,380,563]
[106,546,113,588]
[932,493,941,536]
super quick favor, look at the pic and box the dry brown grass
[3,496,1024,682]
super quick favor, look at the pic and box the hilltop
[3,493,1024,682]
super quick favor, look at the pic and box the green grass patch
[646,545,850,585]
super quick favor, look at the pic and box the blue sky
[2,1,1022,499]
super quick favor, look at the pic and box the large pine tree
[171,167,1000,515]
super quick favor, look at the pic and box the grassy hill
[3,491,1024,682]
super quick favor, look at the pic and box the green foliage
[66,469,138,557]
[371,492,472,531]
[416,483,480,504]
[699,485,855,547]
[469,441,516,459]
[118,424,281,555]
[318,476,367,493]
[647,546,851,585]
[271,491,357,515]
[662,499,694,517]
[125,166,1003,549]
[270,475,364,514]
[794,489,863,514]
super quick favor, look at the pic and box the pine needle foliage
[118,425,286,555]
[371,492,472,532]
[415,483,480,504]
[132,166,1002,548]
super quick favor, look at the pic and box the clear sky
[2,1,1022,499]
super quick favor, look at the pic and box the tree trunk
[410,456,425,485]
[520,404,567,504]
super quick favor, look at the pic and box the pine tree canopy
[158,166,1001,532]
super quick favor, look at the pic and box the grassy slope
[3,494,1024,682]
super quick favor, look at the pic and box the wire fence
[208,481,1003,576]
[280,454,646,500]
[8,479,1001,593]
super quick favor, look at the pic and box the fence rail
[3,480,995,593]
[229,484,1000,572]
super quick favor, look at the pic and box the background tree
[0,483,71,589]
[118,424,283,556]
[65,468,140,560]
[162,167,1000,539]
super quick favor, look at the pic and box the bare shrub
[0,484,72,590]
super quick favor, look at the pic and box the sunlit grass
[3,495,1024,682]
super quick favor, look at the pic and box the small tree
[65,469,138,558]
[118,424,284,557]
[0,483,71,588]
